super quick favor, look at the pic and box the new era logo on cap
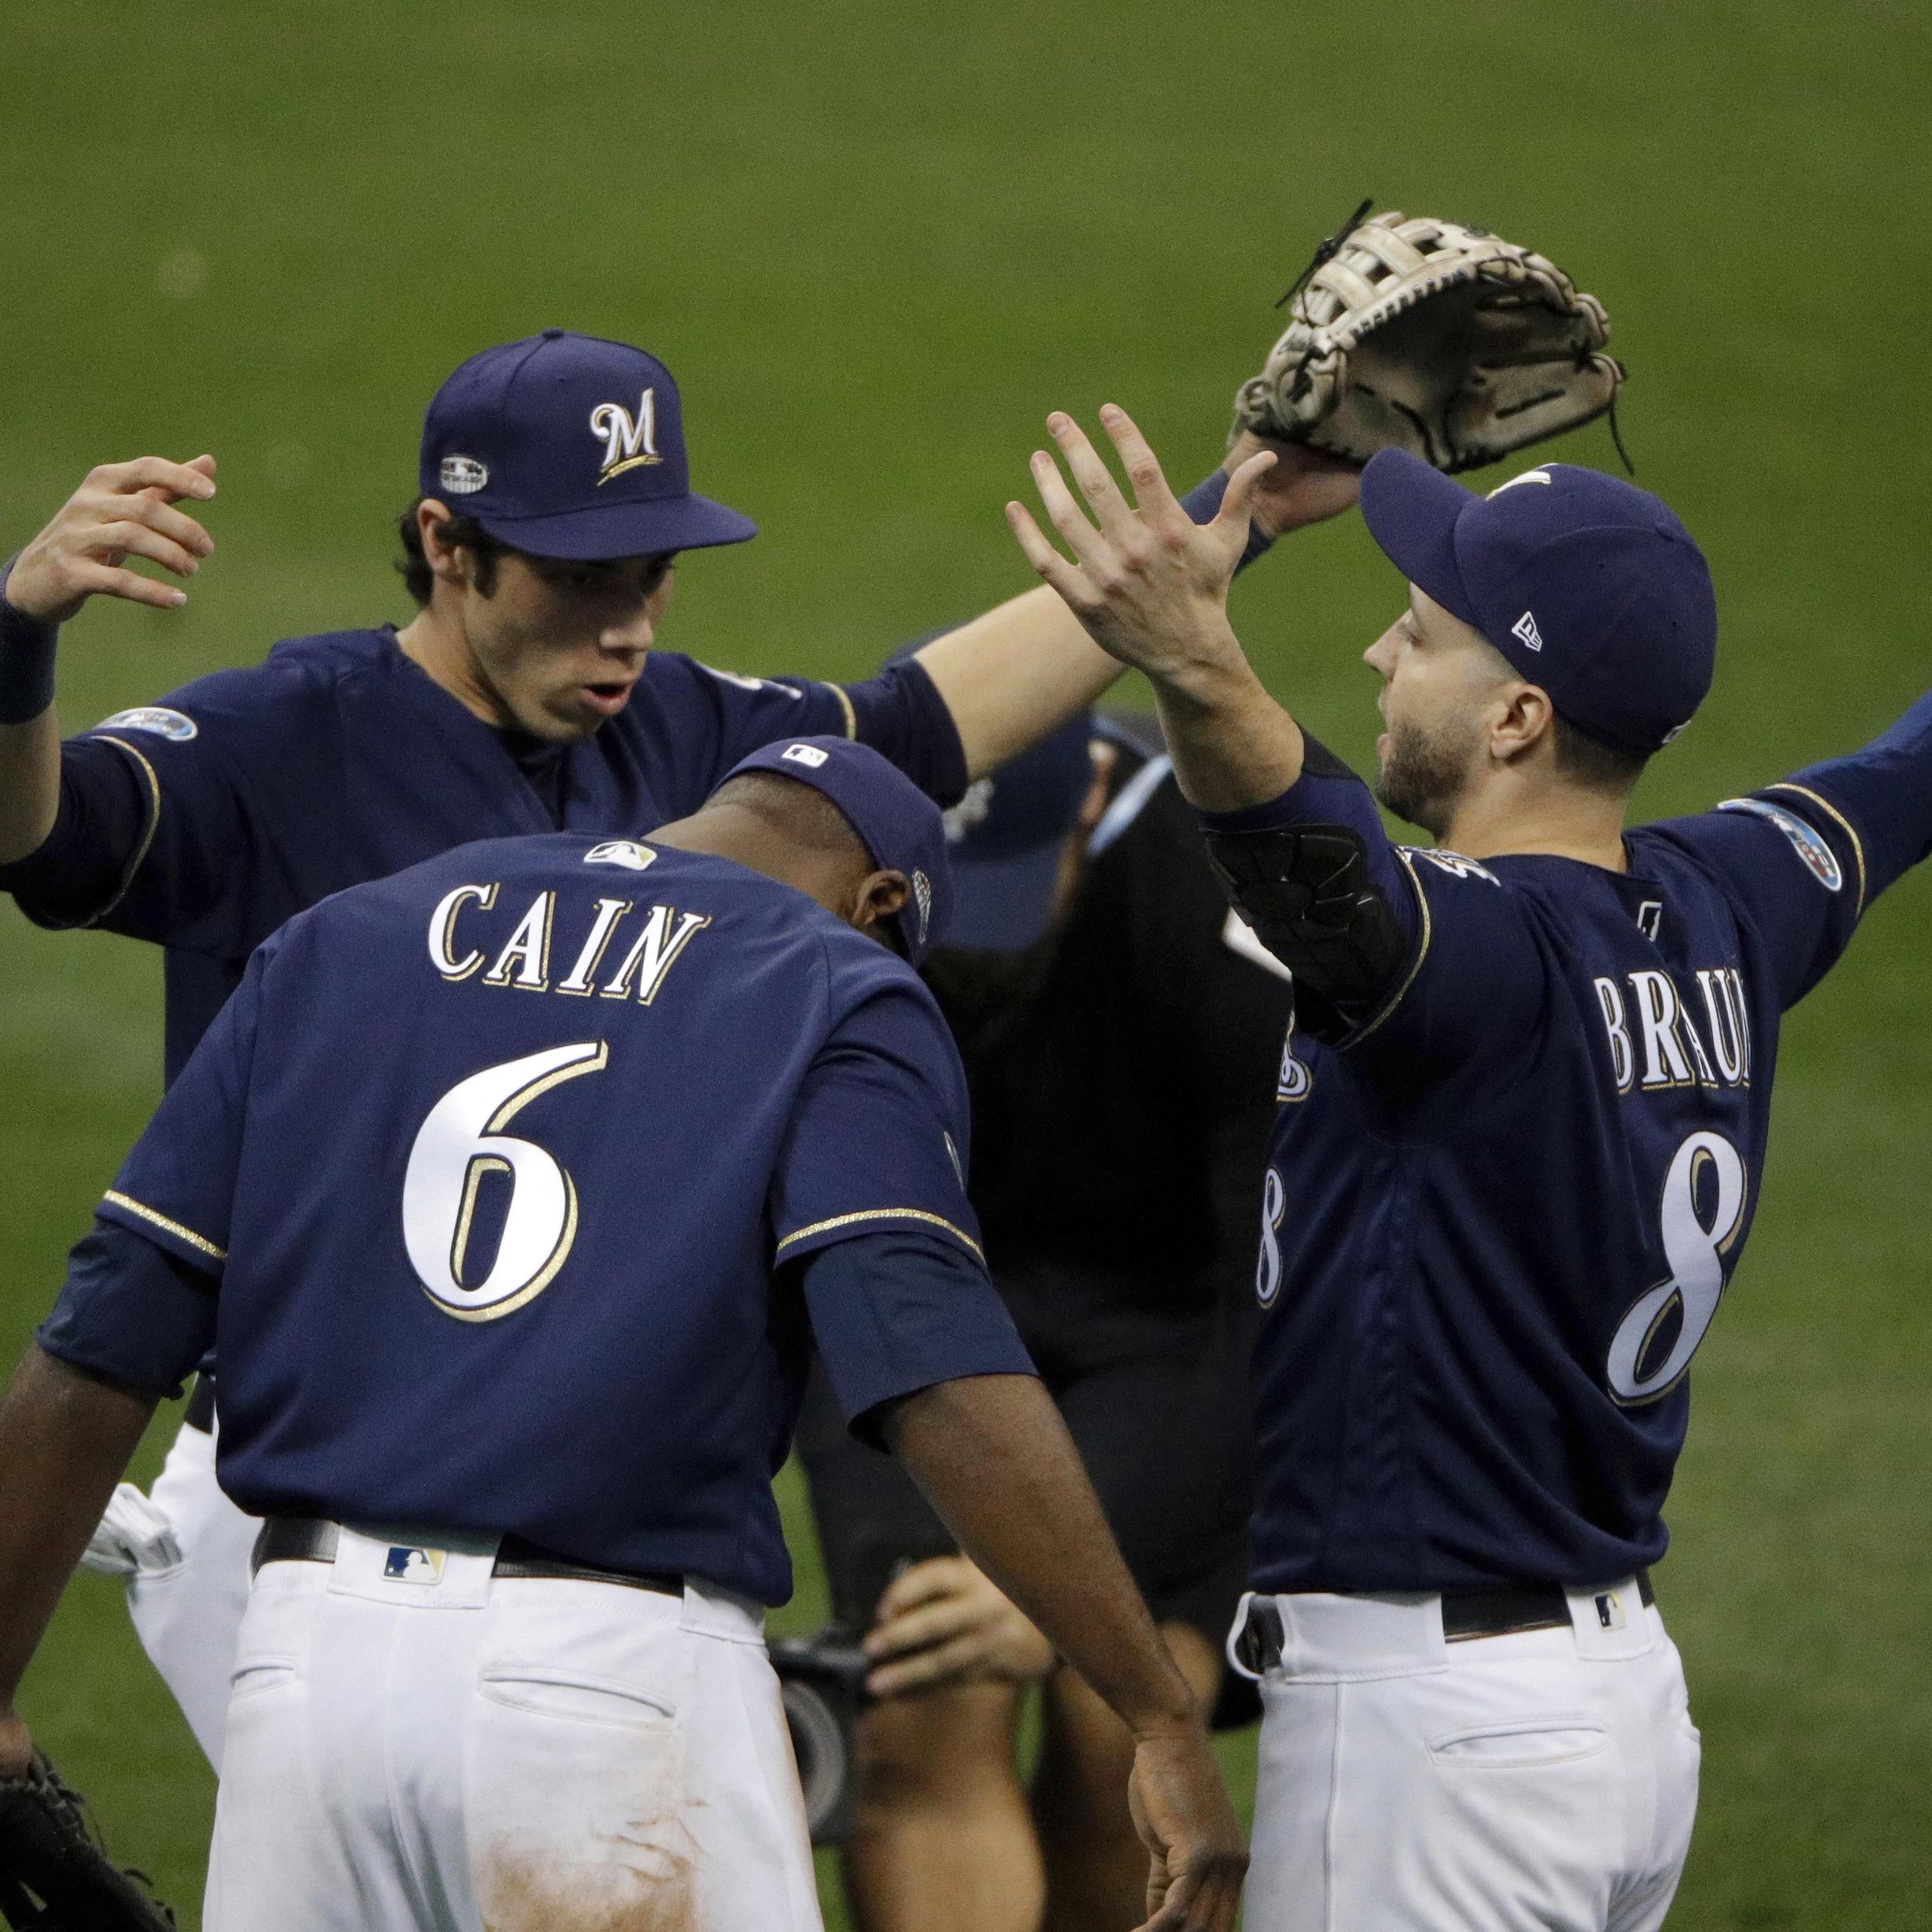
[1512,609,1545,652]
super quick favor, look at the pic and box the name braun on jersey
[427,857,710,1005]
[1594,964,1751,1093]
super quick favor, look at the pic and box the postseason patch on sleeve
[95,706,199,742]
[1716,797,1843,892]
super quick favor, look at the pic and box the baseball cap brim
[472,490,757,562]
[946,838,1066,953]
[1359,449,1482,629]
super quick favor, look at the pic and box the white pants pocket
[1428,1717,1611,1769]
[477,1666,678,1728]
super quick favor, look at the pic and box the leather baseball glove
[1234,199,1626,474]
[0,1752,175,1930]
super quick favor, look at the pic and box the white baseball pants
[123,1416,259,1771]
[202,1533,821,1932]
[1234,1581,1700,1931]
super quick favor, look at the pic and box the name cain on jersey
[427,855,711,1005]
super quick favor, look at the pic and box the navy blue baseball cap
[940,714,1096,952]
[420,330,757,561]
[717,736,954,965]
[1360,450,1718,755]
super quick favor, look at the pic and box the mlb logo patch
[781,743,829,769]
[439,454,489,495]
[1594,1589,1627,1631]
[383,1546,447,1584]
[583,839,656,872]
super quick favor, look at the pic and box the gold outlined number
[400,1042,608,1322]
[1606,1130,1748,1403]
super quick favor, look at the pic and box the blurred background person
[797,706,1294,1932]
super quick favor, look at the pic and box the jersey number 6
[1606,1130,1749,1404]
[401,1042,610,1322]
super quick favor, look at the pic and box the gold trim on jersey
[828,683,858,740]
[1764,783,1867,917]
[102,1190,226,1261]
[776,1208,985,1266]
[66,736,163,930]
[1336,846,1434,1051]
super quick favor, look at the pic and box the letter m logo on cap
[590,390,661,485]
[1511,609,1546,653]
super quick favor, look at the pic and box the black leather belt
[251,1516,684,1597]
[1442,1570,1653,1642]
[1236,1570,1655,1673]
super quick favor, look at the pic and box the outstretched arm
[919,434,1356,778]
[0,1349,158,1777]
[0,458,217,863]
[883,1372,1246,1932]
[1004,407,1312,810]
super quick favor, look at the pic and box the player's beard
[1373,713,1481,839]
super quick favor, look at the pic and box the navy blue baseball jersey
[0,628,962,1080]
[36,833,1032,1603]
[1224,691,1932,1594]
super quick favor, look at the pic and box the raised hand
[1005,406,1273,685]
[1233,430,1362,538]
[5,457,218,624]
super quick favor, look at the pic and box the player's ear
[852,869,910,936]
[417,501,470,588]
[1492,682,1556,768]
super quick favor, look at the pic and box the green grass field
[3,2,1930,1924]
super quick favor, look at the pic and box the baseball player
[1006,403,1932,1929]
[795,707,1290,1932]
[0,328,1347,1762]
[0,736,1247,1932]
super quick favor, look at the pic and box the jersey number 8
[1607,1130,1749,1404]
[401,1043,610,1322]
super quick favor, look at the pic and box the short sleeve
[800,1230,1036,1443]
[76,689,260,951]
[2,672,272,953]
[0,736,153,930]
[769,973,983,1269]
[643,654,860,814]
[840,657,968,806]
[36,1221,219,1398]
[94,934,272,1273]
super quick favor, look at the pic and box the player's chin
[546,683,635,737]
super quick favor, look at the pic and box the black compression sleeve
[0,559,60,726]
[0,737,151,927]
[842,657,970,808]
